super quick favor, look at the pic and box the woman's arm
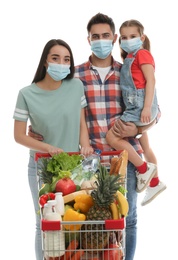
[14,120,63,156]
[79,109,94,156]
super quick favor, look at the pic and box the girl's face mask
[120,37,143,53]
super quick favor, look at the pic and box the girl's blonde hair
[119,19,151,60]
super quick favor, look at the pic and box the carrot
[63,239,79,260]
[70,249,84,260]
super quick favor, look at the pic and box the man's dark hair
[87,13,115,35]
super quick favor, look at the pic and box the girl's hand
[80,146,94,157]
[141,107,151,123]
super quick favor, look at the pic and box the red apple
[55,178,76,195]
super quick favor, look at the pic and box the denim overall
[120,51,158,126]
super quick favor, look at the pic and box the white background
[1,0,177,259]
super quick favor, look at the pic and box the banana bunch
[110,190,129,219]
[109,150,129,219]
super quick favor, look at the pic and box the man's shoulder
[112,58,122,69]
[75,60,89,70]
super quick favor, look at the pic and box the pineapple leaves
[91,163,122,206]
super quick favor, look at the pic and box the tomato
[103,243,123,260]
[39,192,56,207]
[48,192,55,200]
[55,178,76,195]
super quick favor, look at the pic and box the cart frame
[35,151,127,260]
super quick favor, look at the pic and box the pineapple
[38,158,53,183]
[81,164,121,251]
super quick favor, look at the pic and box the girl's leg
[139,132,158,177]
[106,127,144,166]
[106,127,157,193]
[139,133,167,206]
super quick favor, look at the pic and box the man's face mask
[90,39,113,59]
[47,62,70,81]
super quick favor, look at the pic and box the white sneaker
[136,162,157,193]
[141,181,167,206]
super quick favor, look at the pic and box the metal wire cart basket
[36,150,128,260]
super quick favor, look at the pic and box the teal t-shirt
[13,78,87,156]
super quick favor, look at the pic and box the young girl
[106,19,166,206]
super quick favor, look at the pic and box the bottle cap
[47,200,57,206]
[94,149,101,155]
[55,192,63,196]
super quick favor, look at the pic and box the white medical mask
[120,37,143,53]
[90,39,113,59]
[47,62,70,81]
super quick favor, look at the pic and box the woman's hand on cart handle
[47,144,64,156]
[80,146,94,157]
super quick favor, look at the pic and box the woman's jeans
[28,155,43,260]
[125,161,138,260]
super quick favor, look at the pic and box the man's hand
[112,119,138,138]
[28,125,44,141]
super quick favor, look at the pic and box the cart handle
[35,150,122,161]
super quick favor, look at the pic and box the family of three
[13,12,166,260]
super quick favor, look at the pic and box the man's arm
[112,119,156,138]
[28,125,44,141]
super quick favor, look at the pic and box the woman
[13,39,93,260]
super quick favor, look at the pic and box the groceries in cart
[36,150,129,259]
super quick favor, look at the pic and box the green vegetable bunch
[47,152,83,173]
[38,152,83,192]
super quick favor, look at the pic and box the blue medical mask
[120,37,143,53]
[47,62,70,81]
[90,40,113,59]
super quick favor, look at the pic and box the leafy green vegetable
[47,152,83,173]
[37,153,83,192]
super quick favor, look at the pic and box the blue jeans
[28,155,43,260]
[125,161,138,260]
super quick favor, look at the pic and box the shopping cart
[35,151,127,260]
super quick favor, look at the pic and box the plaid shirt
[75,56,143,154]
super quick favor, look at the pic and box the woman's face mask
[90,39,113,59]
[47,62,70,81]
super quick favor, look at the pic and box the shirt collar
[88,55,116,70]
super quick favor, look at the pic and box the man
[75,13,140,260]
[29,13,156,260]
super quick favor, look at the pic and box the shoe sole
[136,167,157,193]
[141,185,167,206]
